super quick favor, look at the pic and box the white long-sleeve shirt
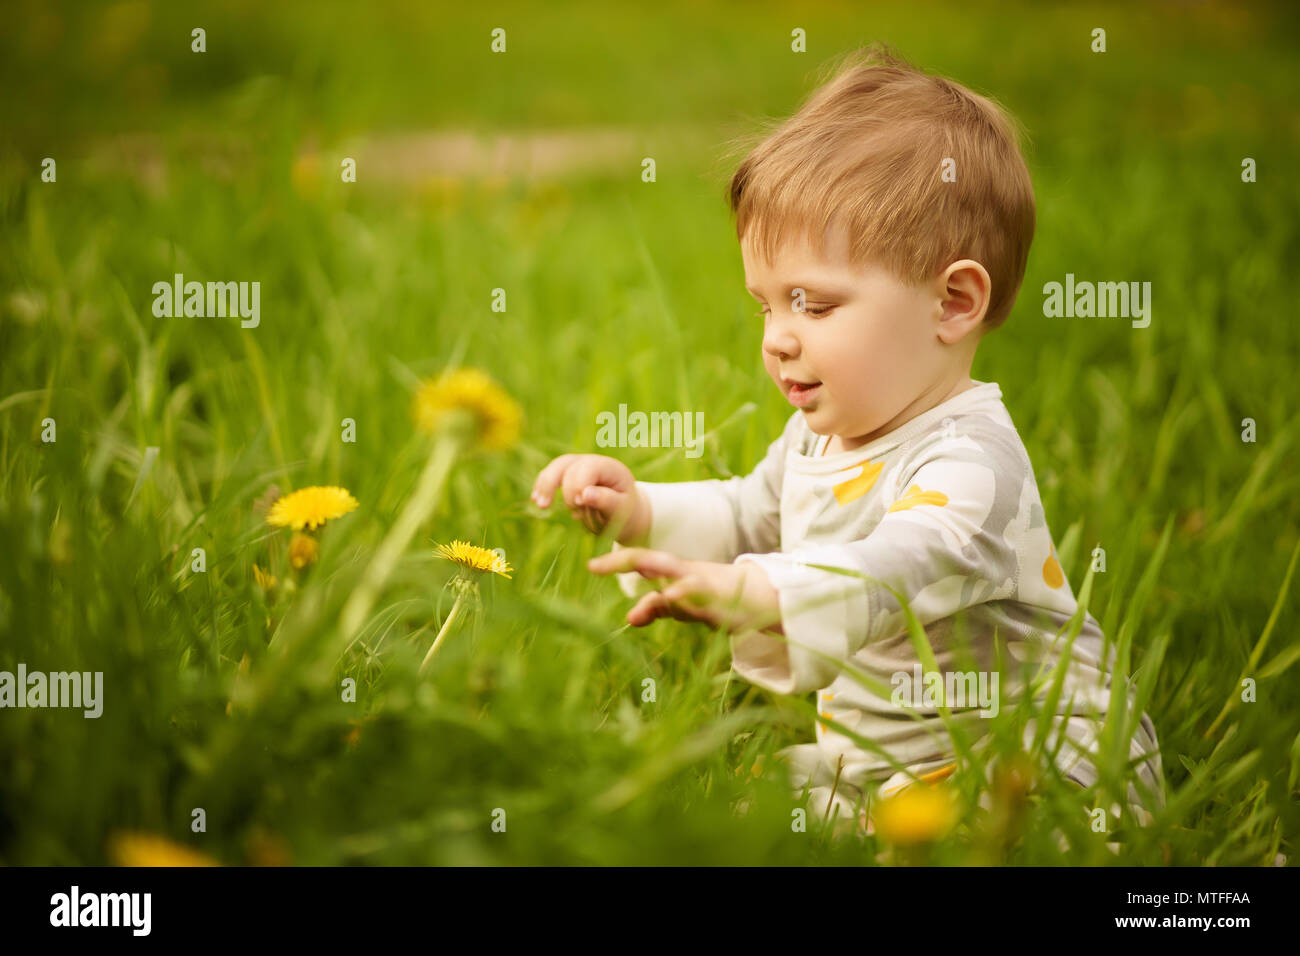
[613,380,1164,813]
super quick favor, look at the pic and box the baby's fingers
[588,548,687,580]
[626,578,714,627]
[531,454,579,508]
[575,485,632,528]
[626,590,671,626]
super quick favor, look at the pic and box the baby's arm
[533,413,797,599]
[607,411,801,596]
[729,429,1034,696]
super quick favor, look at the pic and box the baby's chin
[800,412,831,433]
[798,406,837,433]
[803,408,881,442]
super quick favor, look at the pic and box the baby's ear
[938,260,991,339]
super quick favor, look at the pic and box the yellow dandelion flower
[266,485,358,531]
[420,540,511,675]
[434,540,513,578]
[413,368,522,451]
[252,563,277,591]
[108,832,220,867]
[870,782,959,846]
[289,532,320,569]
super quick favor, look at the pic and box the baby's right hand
[531,454,650,544]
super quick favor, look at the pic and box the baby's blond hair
[723,44,1035,331]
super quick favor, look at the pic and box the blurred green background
[1,0,1298,865]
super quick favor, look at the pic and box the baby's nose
[762,323,799,359]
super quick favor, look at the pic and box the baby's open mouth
[783,376,821,392]
[783,378,823,407]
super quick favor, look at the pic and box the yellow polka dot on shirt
[1043,543,1065,588]
[833,459,884,505]
[887,484,949,513]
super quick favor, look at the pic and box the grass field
[1,0,1298,865]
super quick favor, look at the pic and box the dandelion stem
[337,432,463,652]
[419,587,468,674]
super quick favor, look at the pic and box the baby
[531,46,1164,831]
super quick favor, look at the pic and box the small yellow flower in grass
[289,532,320,570]
[870,782,959,846]
[108,831,220,867]
[267,485,359,531]
[413,368,522,452]
[434,539,513,578]
[419,539,512,674]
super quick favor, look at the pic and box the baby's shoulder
[898,400,1034,483]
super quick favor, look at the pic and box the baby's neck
[820,377,980,457]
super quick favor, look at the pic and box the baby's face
[742,224,962,452]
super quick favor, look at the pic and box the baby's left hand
[587,548,783,633]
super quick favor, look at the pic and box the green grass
[1,0,1298,865]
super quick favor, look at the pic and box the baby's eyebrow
[745,280,850,298]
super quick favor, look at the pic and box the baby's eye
[754,305,834,317]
